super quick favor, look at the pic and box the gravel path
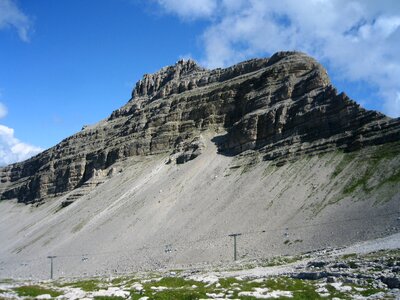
[336,232,400,255]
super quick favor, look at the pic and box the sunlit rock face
[1,51,399,204]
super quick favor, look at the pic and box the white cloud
[0,124,43,166]
[155,0,217,19]
[384,91,400,117]
[0,0,31,42]
[0,102,7,119]
[155,0,400,117]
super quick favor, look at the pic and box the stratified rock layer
[1,51,399,203]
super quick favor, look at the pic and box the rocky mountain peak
[132,58,206,99]
[1,51,399,204]
[174,58,202,73]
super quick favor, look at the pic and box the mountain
[0,51,399,278]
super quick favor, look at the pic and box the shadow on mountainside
[211,133,237,157]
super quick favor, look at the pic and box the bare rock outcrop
[1,51,399,203]
[168,136,205,165]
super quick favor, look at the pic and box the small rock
[294,272,328,280]
[36,295,52,299]
[372,280,388,289]
[332,263,349,269]
[327,276,337,283]
[381,276,400,289]
[308,261,327,268]
[344,278,359,285]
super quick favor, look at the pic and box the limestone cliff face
[1,51,399,203]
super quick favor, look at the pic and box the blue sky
[0,0,399,165]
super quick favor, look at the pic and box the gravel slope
[0,134,399,279]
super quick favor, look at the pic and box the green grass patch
[386,170,400,183]
[134,288,208,300]
[341,253,357,259]
[240,281,267,292]
[218,276,327,299]
[62,279,102,291]
[13,285,63,298]
[265,277,322,299]
[146,277,204,288]
[331,152,356,178]
[342,141,400,195]
[325,284,354,299]
[265,277,308,291]
[343,172,372,194]
[218,277,241,289]
[291,291,323,300]
[376,169,400,189]
[218,276,265,292]
[110,277,127,286]
[130,277,210,300]
[131,277,209,300]
[370,141,400,160]
[359,287,385,297]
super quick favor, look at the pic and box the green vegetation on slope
[61,279,103,291]
[342,141,400,195]
[13,285,63,297]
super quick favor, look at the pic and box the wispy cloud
[0,102,7,119]
[0,124,43,166]
[155,0,400,117]
[155,0,217,20]
[0,0,32,42]
[385,92,400,117]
